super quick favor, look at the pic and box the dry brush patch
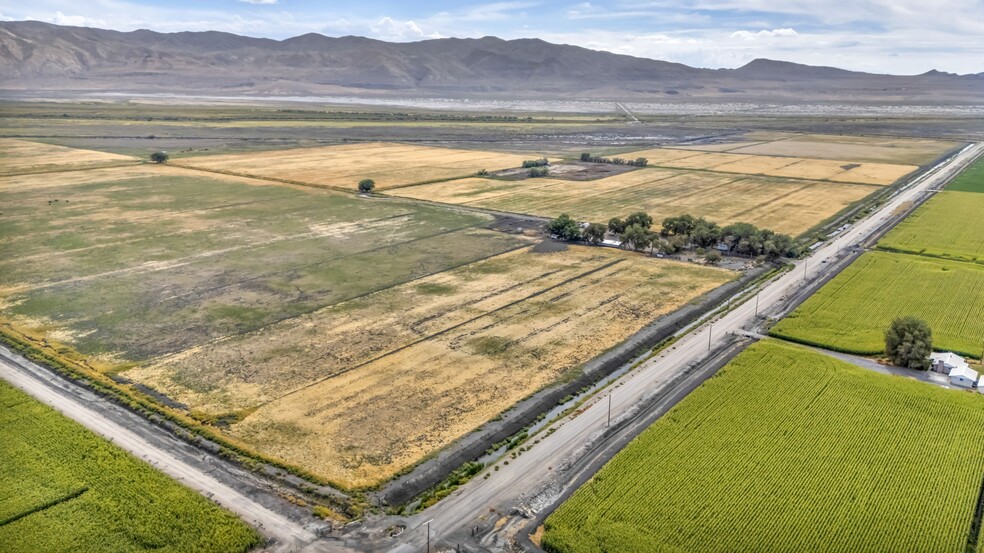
[172,142,539,190]
[0,138,135,175]
[126,246,734,488]
[393,169,877,236]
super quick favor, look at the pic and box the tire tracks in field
[257,258,626,409]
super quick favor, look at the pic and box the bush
[150,151,169,163]
[358,179,375,193]
[529,167,549,178]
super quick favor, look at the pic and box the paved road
[0,345,332,553]
[385,141,984,552]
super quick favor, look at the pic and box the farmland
[0,141,734,489]
[542,339,984,553]
[769,252,984,357]
[879,191,984,263]
[392,168,877,236]
[0,138,136,175]
[173,142,538,190]
[623,147,917,185]
[0,379,260,552]
[678,132,961,166]
[127,245,734,488]
[0,163,526,361]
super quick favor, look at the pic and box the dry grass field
[1,142,734,490]
[173,141,537,190]
[675,133,959,166]
[0,138,135,175]
[392,168,878,236]
[0,163,528,362]
[126,246,734,488]
[627,147,917,185]
[728,133,961,165]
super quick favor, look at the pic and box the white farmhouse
[930,352,969,375]
[948,365,979,388]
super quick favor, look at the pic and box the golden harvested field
[0,138,135,175]
[126,246,734,488]
[728,133,961,165]
[173,141,538,190]
[392,168,878,236]
[627,147,916,185]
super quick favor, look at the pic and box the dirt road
[0,345,339,552]
[382,142,984,552]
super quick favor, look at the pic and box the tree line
[580,153,648,167]
[547,211,797,260]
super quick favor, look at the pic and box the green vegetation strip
[0,379,261,552]
[543,340,984,553]
[769,251,984,358]
[879,191,984,264]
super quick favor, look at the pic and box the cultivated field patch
[728,133,961,165]
[879,191,984,263]
[769,251,984,357]
[173,142,538,190]
[0,164,527,361]
[0,380,260,552]
[543,340,984,553]
[125,246,734,488]
[392,168,877,236]
[625,147,917,185]
[0,138,135,175]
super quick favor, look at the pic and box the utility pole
[754,292,760,317]
[423,520,433,553]
[708,323,713,351]
[607,394,612,427]
[803,259,808,282]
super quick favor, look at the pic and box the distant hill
[1,20,982,103]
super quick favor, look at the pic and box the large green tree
[885,317,933,370]
[583,223,607,244]
[547,213,582,241]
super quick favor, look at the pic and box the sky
[1,0,982,75]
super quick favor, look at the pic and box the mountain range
[1,20,982,103]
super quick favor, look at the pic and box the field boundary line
[0,486,89,527]
[260,258,627,408]
[141,229,534,367]
[0,160,140,179]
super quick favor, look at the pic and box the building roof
[931,351,966,367]
[949,365,979,382]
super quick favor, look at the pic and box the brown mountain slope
[1,21,981,102]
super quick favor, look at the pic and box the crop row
[770,251,984,358]
[543,340,984,553]
[0,380,261,553]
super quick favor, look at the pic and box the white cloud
[370,17,436,41]
[731,28,798,40]
[238,0,279,4]
[49,10,105,27]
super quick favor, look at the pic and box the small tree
[704,251,722,264]
[580,152,592,162]
[620,224,652,251]
[358,179,375,193]
[583,223,606,244]
[547,213,581,241]
[624,211,653,230]
[885,317,932,369]
[608,217,626,234]
[528,167,549,178]
[150,151,169,164]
